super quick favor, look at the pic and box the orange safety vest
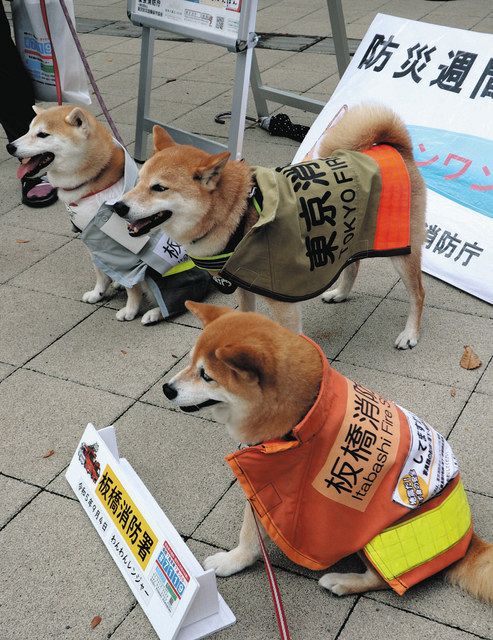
[226,337,472,594]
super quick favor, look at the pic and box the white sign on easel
[294,14,493,304]
[66,424,235,640]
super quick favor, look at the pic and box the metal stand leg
[250,51,269,119]
[327,0,350,77]
[134,26,155,162]
[228,45,254,160]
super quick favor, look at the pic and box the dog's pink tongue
[17,158,37,180]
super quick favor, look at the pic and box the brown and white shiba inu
[114,104,426,348]
[6,105,148,322]
[163,301,493,604]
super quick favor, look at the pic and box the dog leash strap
[252,507,292,640]
[40,0,62,105]
[57,0,124,146]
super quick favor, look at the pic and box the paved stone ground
[1,1,492,639]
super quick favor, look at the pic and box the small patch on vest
[212,275,237,294]
[312,382,400,512]
[392,406,459,509]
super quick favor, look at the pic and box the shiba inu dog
[114,105,426,348]
[163,302,493,603]
[7,105,147,322]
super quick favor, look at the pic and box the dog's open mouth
[127,210,172,237]
[179,399,222,413]
[16,153,55,179]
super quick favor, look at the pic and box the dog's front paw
[116,306,139,322]
[203,549,254,577]
[82,289,105,304]
[321,288,348,304]
[319,572,353,596]
[142,307,163,325]
[395,327,419,350]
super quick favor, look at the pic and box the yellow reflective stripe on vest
[364,480,471,581]
[162,259,195,277]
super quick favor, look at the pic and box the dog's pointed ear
[215,343,264,384]
[32,105,44,115]
[185,301,234,326]
[65,107,90,133]
[153,126,175,153]
[194,151,230,191]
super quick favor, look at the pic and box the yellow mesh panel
[364,480,471,581]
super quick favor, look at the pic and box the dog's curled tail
[317,103,415,160]
[446,533,493,603]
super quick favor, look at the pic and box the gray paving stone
[338,597,481,640]
[0,362,15,381]
[9,239,98,302]
[28,307,200,397]
[476,358,493,396]
[103,37,182,55]
[0,368,133,486]
[338,301,493,390]
[293,293,381,359]
[0,285,94,366]
[389,272,493,318]
[0,475,40,528]
[369,491,493,639]
[0,492,135,639]
[109,96,196,126]
[110,402,236,536]
[0,201,75,238]
[151,78,232,106]
[0,225,69,283]
[113,537,356,640]
[448,393,493,496]
[333,361,469,434]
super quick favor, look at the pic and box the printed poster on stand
[66,423,235,640]
[294,14,493,304]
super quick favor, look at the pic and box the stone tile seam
[5,280,109,306]
[445,354,493,440]
[333,595,361,640]
[107,600,139,639]
[332,356,482,395]
[365,593,492,640]
[188,478,238,540]
[0,484,43,534]
[1,236,73,286]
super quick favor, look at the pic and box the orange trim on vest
[362,144,411,251]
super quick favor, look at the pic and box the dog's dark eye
[199,367,214,383]
[151,184,168,192]
[37,132,50,138]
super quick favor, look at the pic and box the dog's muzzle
[162,382,221,412]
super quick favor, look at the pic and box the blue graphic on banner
[408,125,493,219]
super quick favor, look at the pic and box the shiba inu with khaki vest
[114,104,427,348]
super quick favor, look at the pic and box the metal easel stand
[131,0,350,163]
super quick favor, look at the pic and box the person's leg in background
[0,1,57,207]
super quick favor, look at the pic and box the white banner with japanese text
[294,14,493,304]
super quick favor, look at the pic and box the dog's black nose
[112,201,130,217]
[6,142,16,156]
[162,382,178,400]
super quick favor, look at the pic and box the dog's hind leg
[82,265,112,303]
[268,299,303,333]
[116,284,143,321]
[321,261,360,303]
[391,251,425,349]
[237,288,256,313]
[203,502,265,577]
[319,566,388,596]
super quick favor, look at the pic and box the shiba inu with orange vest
[163,302,493,602]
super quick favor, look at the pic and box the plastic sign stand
[66,424,235,640]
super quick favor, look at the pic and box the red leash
[39,0,62,105]
[252,506,292,640]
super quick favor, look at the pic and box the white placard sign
[294,14,493,304]
[66,424,235,640]
[133,0,241,38]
